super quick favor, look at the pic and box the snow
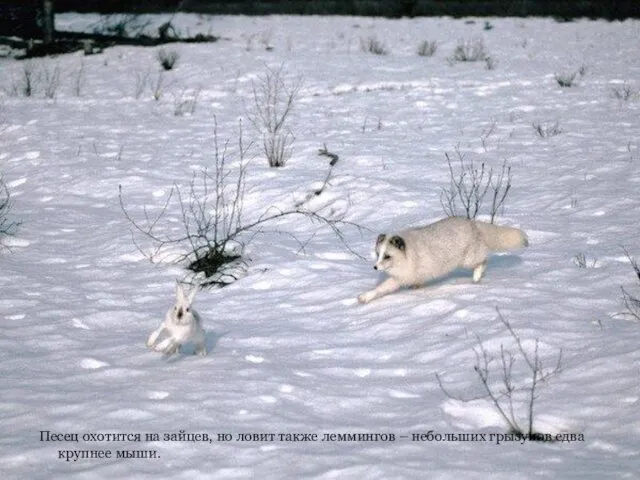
[1,13,640,479]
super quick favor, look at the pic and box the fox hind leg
[472,261,488,283]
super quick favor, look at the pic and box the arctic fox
[357,217,528,304]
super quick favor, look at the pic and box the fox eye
[186,307,190,312]
[383,254,391,260]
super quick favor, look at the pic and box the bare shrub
[41,62,60,99]
[619,248,640,321]
[532,121,562,138]
[157,48,180,71]
[92,14,151,38]
[448,38,490,64]
[360,36,389,55]
[158,21,180,41]
[437,308,563,440]
[440,147,512,224]
[72,60,86,97]
[479,118,497,152]
[249,65,302,167]
[317,143,339,167]
[173,87,200,116]
[11,61,38,97]
[554,71,580,87]
[573,253,598,268]
[133,69,151,99]
[417,40,438,57]
[9,61,61,99]
[0,176,19,243]
[287,144,341,208]
[150,72,165,101]
[610,83,637,101]
[484,56,498,70]
[119,118,360,286]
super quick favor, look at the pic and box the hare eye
[186,307,190,312]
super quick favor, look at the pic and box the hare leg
[155,337,179,355]
[146,324,166,348]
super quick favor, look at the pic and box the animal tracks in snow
[389,390,421,399]
[245,354,265,364]
[147,391,170,400]
[71,318,90,330]
[80,358,110,370]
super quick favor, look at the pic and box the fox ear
[389,235,405,252]
[375,234,386,254]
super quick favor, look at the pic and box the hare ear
[175,281,186,303]
[187,286,198,305]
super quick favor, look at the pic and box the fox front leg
[358,277,401,304]
[472,261,488,283]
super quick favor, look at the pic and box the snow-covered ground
[1,14,639,479]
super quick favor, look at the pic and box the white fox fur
[358,217,528,304]
[146,282,206,356]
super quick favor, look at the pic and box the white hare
[146,282,207,356]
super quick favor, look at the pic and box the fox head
[373,234,406,273]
